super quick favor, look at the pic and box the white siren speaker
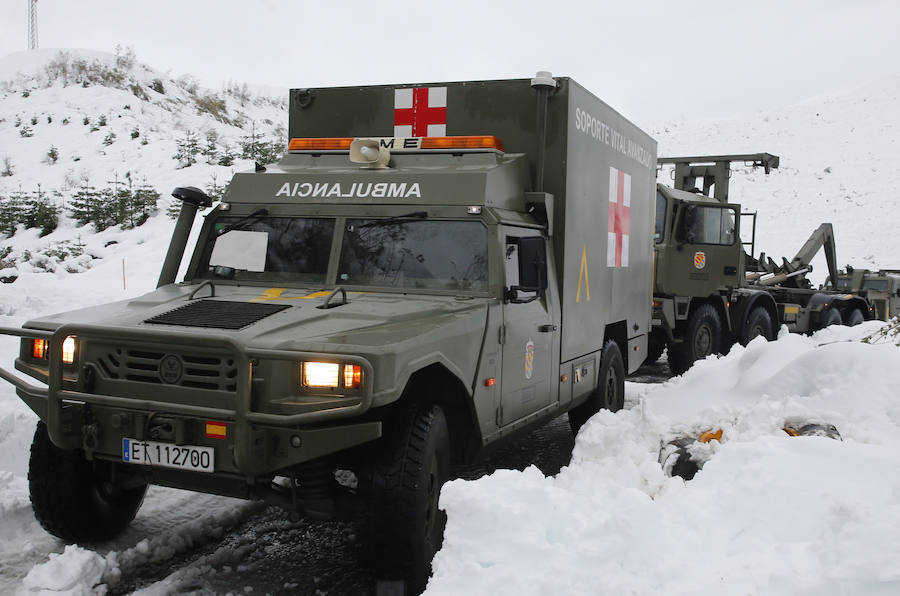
[350,139,390,169]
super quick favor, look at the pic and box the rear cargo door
[500,227,554,425]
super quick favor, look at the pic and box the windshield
[197,216,335,283]
[338,219,488,291]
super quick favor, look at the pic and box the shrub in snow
[1,156,13,177]
[19,125,33,137]
[103,132,117,146]
[150,78,165,94]
[45,146,59,165]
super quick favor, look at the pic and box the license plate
[122,438,214,473]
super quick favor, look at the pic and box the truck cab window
[338,219,488,291]
[198,216,335,283]
[679,204,736,246]
[655,191,667,243]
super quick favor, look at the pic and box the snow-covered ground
[2,49,900,594]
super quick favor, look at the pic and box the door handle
[538,324,557,332]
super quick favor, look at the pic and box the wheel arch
[398,363,480,465]
[730,291,779,339]
[603,320,628,371]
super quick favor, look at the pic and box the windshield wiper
[217,208,269,236]
[356,211,428,228]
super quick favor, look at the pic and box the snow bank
[428,325,900,595]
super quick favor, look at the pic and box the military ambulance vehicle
[833,267,900,321]
[651,153,872,374]
[0,73,655,591]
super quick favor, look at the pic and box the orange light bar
[421,135,504,151]
[32,339,47,359]
[288,137,354,151]
[343,364,362,389]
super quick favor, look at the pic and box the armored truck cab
[652,154,871,374]
[1,74,656,592]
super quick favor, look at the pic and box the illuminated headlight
[62,336,77,364]
[301,362,364,390]
[302,362,340,388]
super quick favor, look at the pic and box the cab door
[499,227,555,425]
[670,201,742,296]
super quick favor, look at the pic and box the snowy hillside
[1,53,900,594]
[0,48,286,281]
[651,75,900,283]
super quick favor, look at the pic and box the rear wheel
[846,308,865,326]
[668,304,722,375]
[740,307,775,346]
[28,421,147,543]
[818,307,843,329]
[568,340,625,434]
[362,403,450,594]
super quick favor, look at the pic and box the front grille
[95,347,238,391]
[145,300,291,330]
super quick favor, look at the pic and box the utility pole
[28,0,38,50]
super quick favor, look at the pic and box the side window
[654,192,667,244]
[680,205,737,246]
[505,239,520,287]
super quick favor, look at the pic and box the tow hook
[82,422,101,455]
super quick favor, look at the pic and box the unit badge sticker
[694,251,706,270]
[524,339,535,380]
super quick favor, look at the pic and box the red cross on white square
[394,87,447,137]
[607,167,631,267]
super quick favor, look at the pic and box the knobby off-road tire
[568,339,625,435]
[667,303,722,376]
[846,308,865,326]
[363,403,450,595]
[740,307,775,346]
[28,421,147,543]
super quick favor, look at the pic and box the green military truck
[0,73,656,591]
[834,268,900,321]
[650,153,872,374]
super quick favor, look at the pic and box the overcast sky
[1,0,898,126]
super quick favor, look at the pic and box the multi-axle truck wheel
[28,421,147,543]
[740,307,775,345]
[568,340,625,434]
[667,304,722,376]
[362,402,450,594]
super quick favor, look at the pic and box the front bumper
[0,324,381,477]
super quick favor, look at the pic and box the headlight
[302,362,340,388]
[62,336,77,364]
[301,362,364,390]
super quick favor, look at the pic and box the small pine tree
[130,127,140,139]
[98,114,108,127]
[19,126,34,138]
[217,144,235,166]
[173,131,201,168]
[14,116,21,127]
[46,146,59,164]
[202,129,219,164]
[69,185,102,227]
[166,199,182,220]
[1,156,13,177]
[130,185,160,227]
[83,116,90,126]
[30,116,38,125]
[23,186,60,237]
[103,132,117,146]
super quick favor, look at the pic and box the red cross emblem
[394,87,447,137]
[607,167,631,267]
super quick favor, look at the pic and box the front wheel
[668,304,722,375]
[28,421,147,543]
[568,339,625,434]
[362,403,450,594]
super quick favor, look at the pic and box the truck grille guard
[0,324,374,472]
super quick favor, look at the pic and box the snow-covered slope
[651,75,900,282]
